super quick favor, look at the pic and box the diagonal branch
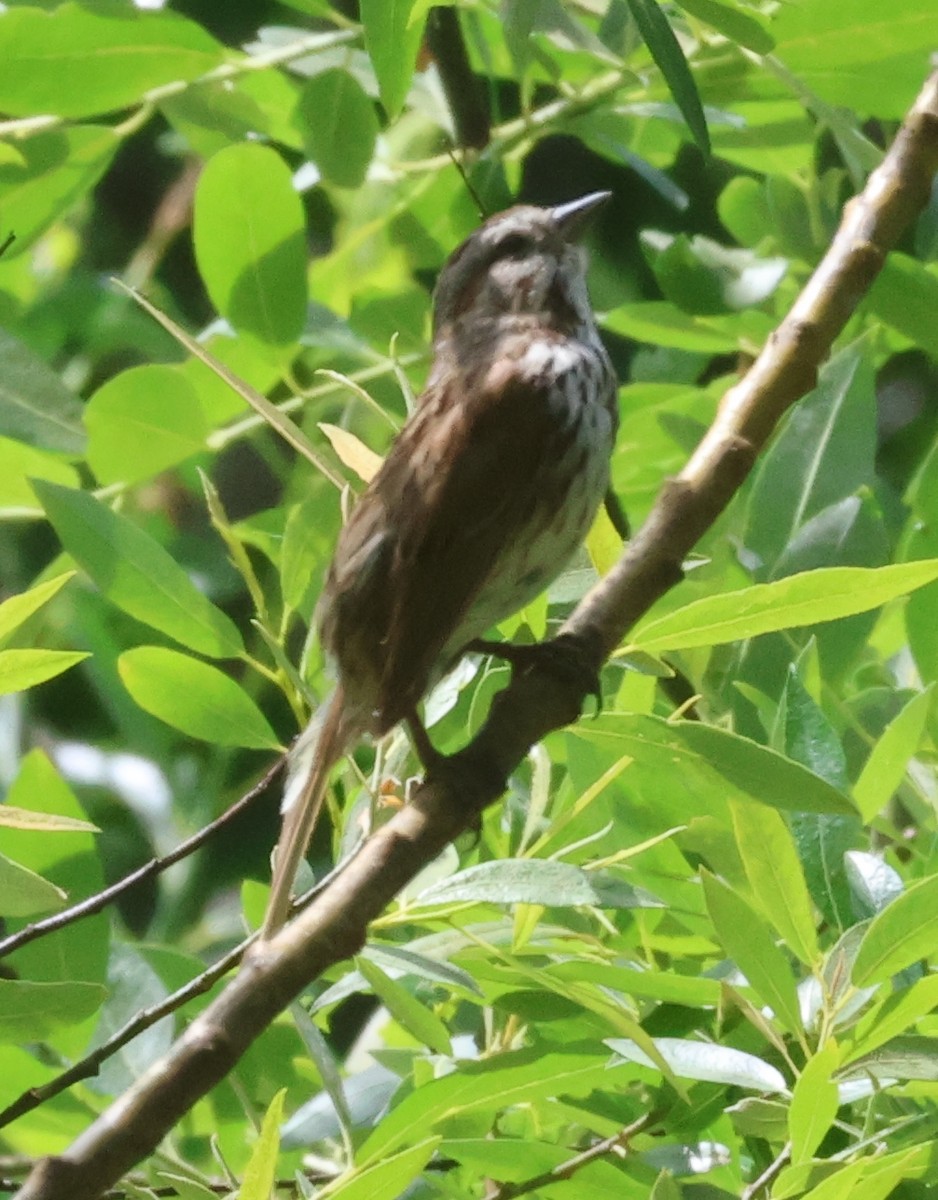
[15,64,938,1200]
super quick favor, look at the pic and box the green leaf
[0,852,66,918]
[296,69,379,189]
[0,3,223,118]
[0,126,118,256]
[607,1035,787,1092]
[730,799,818,967]
[323,1139,440,1200]
[853,688,932,822]
[360,0,422,119]
[0,648,89,696]
[359,1045,624,1163]
[602,301,744,352]
[746,343,876,570]
[624,0,710,154]
[0,572,74,644]
[0,805,97,832]
[237,1089,285,1200]
[34,480,243,659]
[789,1041,839,1162]
[574,714,855,820]
[357,957,452,1056]
[0,979,106,1041]
[772,0,933,119]
[0,328,85,453]
[413,859,662,910]
[118,647,280,750]
[631,562,938,653]
[867,254,938,356]
[194,143,307,347]
[852,875,938,986]
[672,0,774,53]
[844,976,938,1062]
[85,365,208,486]
[2,751,107,987]
[839,1037,938,1084]
[641,231,786,314]
[702,869,803,1036]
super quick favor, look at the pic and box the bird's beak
[550,191,612,239]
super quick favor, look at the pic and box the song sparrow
[263,191,618,935]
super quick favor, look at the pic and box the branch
[16,64,938,1200]
[0,760,282,961]
[425,6,490,150]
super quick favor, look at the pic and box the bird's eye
[497,233,532,259]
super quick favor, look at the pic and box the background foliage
[1,1,938,1197]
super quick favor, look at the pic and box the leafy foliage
[1,1,937,1198]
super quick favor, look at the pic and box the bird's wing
[368,356,583,726]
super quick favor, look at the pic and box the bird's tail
[262,687,354,938]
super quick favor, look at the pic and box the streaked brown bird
[263,192,618,935]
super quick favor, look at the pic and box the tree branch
[15,64,938,1200]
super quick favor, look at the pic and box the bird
[262,191,619,937]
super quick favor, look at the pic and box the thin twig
[486,1111,662,1200]
[741,1142,791,1200]
[0,760,283,960]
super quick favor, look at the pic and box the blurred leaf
[772,0,933,118]
[642,230,786,314]
[319,422,382,483]
[701,869,803,1036]
[2,751,107,987]
[357,957,452,1056]
[0,852,66,918]
[0,125,119,256]
[0,804,97,832]
[194,143,307,347]
[85,365,208,486]
[852,875,938,986]
[0,328,85,453]
[0,979,105,1041]
[624,0,710,154]
[0,4,222,118]
[0,571,74,644]
[360,0,422,118]
[673,0,774,53]
[867,254,938,356]
[608,1034,787,1091]
[296,69,379,189]
[0,437,79,511]
[0,648,89,696]
[34,480,244,659]
[118,647,281,750]
[603,301,745,352]
[631,562,938,653]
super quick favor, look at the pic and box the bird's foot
[467,633,604,714]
